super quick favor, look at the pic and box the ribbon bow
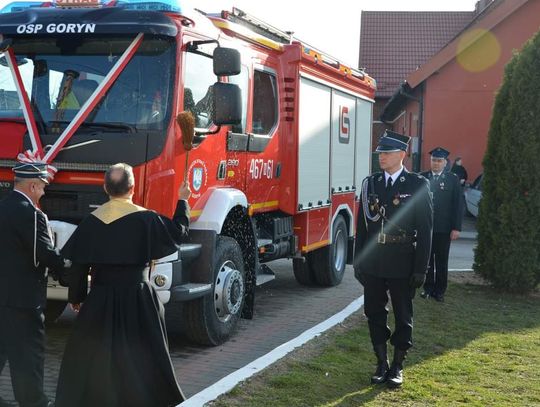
[17,150,58,181]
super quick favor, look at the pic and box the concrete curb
[178,295,365,407]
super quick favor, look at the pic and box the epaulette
[364,172,379,182]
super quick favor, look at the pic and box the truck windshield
[0,34,175,134]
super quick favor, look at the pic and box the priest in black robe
[55,163,190,407]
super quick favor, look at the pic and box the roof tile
[359,11,474,97]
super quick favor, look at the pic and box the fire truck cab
[0,0,375,345]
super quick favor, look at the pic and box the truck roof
[205,8,377,94]
[0,6,178,36]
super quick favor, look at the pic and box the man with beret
[0,162,69,407]
[420,147,463,302]
[354,130,433,388]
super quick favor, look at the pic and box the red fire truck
[0,1,375,345]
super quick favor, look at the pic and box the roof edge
[407,0,529,89]
[380,82,414,123]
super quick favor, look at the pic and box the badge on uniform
[393,196,400,206]
[440,182,445,190]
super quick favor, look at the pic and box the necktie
[386,177,393,189]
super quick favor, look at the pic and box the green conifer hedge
[474,30,540,293]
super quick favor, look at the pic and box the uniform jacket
[0,191,65,309]
[355,169,433,278]
[420,170,463,234]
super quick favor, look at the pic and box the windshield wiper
[50,121,136,133]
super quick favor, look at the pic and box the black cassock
[55,198,189,407]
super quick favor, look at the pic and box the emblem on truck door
[193,168,203,191]
[188,159,208,199]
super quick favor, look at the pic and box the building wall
[420,1,540,180]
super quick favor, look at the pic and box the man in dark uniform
[0,163,69,407]
[420,147,463,302]
[354,130,433,388]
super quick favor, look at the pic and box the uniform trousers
[0,354,7,407]
[0,307,49,407]
[363,274,415,351]
[424,232,451,296]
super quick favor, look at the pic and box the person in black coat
[420,148,463,302]
[451,157,468,187]
[55,163,190,407]
[354,130,433,388]
[0,163,68,407]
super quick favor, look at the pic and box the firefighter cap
[375,130,410,153]
[12,162,50,184]
[429,147,450,159]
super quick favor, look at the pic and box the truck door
[243,63,281,211]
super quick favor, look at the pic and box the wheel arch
[331,204,354,241]
[190,188,248,233]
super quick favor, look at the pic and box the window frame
[248,65,279,153]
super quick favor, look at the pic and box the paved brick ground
[0,262,365,405]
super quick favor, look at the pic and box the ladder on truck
[217,7,368,80]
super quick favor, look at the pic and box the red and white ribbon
[17,149,58,181]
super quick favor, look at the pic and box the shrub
[474,30,540,293]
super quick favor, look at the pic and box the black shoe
[420,291,431,299]
[371,360,389,384]
[387,348,407,388]
[433,294,445,302]
[387,362,403,388]
[371,344,389,384]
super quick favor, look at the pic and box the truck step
[179,243,202,263]
[170,283,212,302]
[256,264,276,286]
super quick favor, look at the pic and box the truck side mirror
[212,82,241,125]
[213,47,241,76]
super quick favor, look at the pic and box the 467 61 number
[249,159,274,180]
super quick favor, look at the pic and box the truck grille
[41,184,108,224]
[0,183,107,224]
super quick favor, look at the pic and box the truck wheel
[312,215,348,286]
[292,256,316,286]
[44,300,67,324]
[183,236,245,346]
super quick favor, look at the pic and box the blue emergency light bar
[0,1,50,13]
[0,0,182,13]
[114,0,181,12]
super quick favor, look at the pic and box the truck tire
[182,236,245,346]
[312,215,348,287]
[292,256,316,286]
[44,300,67,324]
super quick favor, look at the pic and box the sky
[184,0,478,67]
[0,0,477,67]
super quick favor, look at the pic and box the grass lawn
[211,276,540,406]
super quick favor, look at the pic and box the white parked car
[464,174,483,217]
